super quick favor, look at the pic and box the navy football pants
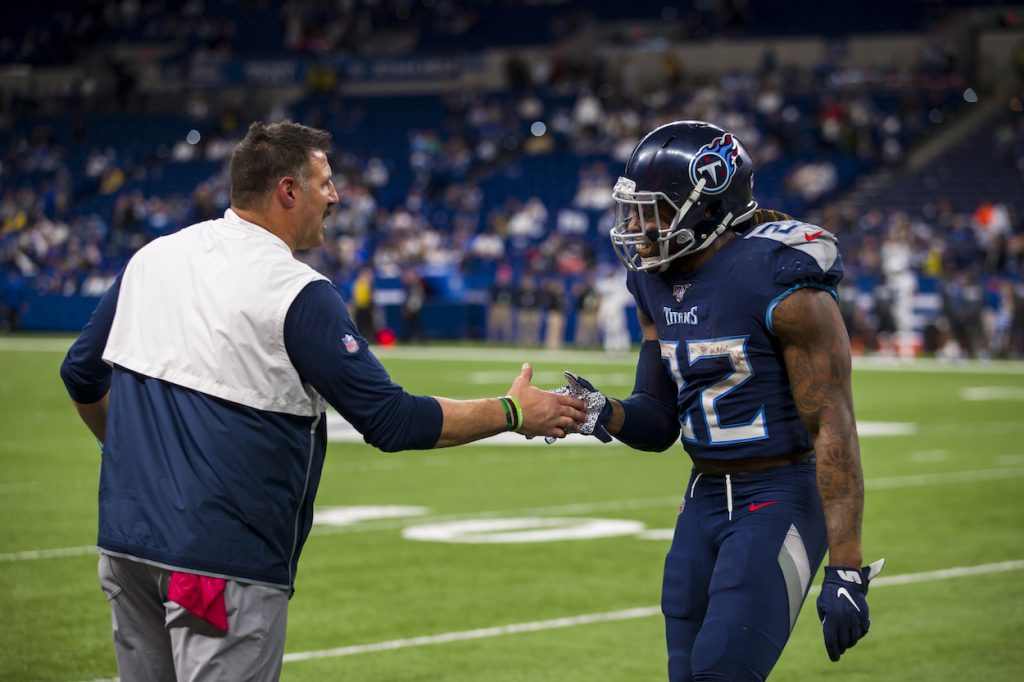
[662,459,827,681]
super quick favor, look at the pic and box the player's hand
[817,559,885,662]
[507,363,586,439]
[545,371,613,444]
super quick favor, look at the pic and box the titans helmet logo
[688,134,740,196]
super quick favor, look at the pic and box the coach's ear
[276,176,299,208]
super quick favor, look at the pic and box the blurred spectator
[400,270,427,343]
[541,279,567,350]
[837,284,869,355]
[573,275,601,348]
[869,277,897,354]
[3,1,1019,359]
[1,269,26,332]
[507,197,548,238]
[596,267,631,354]
[516,277,542,347]
[787,161,838,203]
[487,264,516,343]
[941,272,988,359]
[350,266,378,341]
[1011,282,1024,358]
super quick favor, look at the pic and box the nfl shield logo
[342,334,359,353]
[673,284,692,302]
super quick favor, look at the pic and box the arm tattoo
[773,288,864,565]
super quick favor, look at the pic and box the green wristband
[506,395,524,432]
[499,397,515,432]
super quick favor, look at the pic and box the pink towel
[168,571,229,632]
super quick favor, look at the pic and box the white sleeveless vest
[104,209,328,417]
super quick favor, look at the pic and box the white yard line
[279,559,1024,664]
[374,348,1024,374]
[865,467,1024,490]
[851,357,1024,374]
[961,386,1024,400]
[6,338,1024,374]
[282,606,663,663]
[866,560,1024,587]
[0,545,97,562]
[70,558,1024,680]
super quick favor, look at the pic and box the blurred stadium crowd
[2,0,1023,358]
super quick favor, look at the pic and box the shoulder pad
[743,220,839,273]
[743,220,843,289]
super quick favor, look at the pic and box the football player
[560,121,883,680]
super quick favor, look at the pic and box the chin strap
[648,211,734,273]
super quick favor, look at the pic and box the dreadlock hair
[230,121,332,210]
[750,208,795,225]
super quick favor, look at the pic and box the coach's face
[294,150,339,250]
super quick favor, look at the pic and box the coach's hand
[817,559,885,662]
[507,363,586,439]
[544,371,613,444]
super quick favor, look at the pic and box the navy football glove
[545,371,613,444]
[817,558,885,662]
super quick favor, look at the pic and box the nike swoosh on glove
[545,371,612,443]
[817,558,885,662]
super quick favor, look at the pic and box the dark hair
[229,121,332,209]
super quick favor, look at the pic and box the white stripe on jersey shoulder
[744,220,838,272]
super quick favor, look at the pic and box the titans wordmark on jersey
[626,221,843,462]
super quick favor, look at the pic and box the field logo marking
[402,517,646,544]
[12,467,1024,562]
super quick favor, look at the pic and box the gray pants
[98,553,288,682]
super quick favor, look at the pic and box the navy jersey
[627,220,843,461]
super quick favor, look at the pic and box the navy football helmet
[610,120,757,272]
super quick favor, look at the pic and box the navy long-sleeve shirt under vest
[61,277,442,591]
[627,220,844,462]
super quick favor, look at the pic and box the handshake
[543,372,613,444]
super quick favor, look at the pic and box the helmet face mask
[609,121,758,273]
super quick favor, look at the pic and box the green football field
[1,338,1023,681]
